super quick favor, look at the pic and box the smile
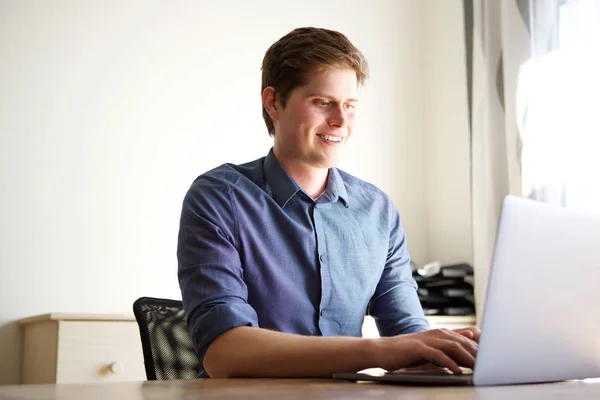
[317,134,343,143]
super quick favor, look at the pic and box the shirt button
[320,310,324,317]
[319,254,325,262]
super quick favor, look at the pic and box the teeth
[319,135,342,142]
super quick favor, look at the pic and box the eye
[345,103,356,110]
[317,100,331,107]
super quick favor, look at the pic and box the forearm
[203,326,379,378]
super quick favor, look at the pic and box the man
[178,27,479,378]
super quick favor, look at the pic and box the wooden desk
[1,378,600,399]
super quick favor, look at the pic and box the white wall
[0,0,438,384]
[421,1,473,266]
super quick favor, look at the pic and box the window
[517,0,600,213]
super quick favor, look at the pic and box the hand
[373,328,478,375]
[452,326,481,343]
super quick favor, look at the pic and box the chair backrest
[132,297,201,380]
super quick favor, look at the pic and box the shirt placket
[312,202,333,335]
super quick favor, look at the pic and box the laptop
[333,195,600,386]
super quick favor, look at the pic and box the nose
[327,104,348,128]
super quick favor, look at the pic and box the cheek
[346,115,355,135]
[295,105,324,124]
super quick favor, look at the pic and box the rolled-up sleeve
[177,176,259,366]
[369,206,430,336]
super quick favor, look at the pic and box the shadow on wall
[0,321,22,385]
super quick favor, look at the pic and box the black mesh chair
[132,297,201,380]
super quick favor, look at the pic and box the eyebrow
[305,92,359,103]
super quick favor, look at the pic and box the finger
[434,329,478,358]
[452,330,478,350]
[456,330,473,339]
[435,338,476,369]
[454,327,480,343]
[424,348,463,375]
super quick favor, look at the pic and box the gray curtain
[463,0,532,322]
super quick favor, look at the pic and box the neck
[273,154,328,199]
[289,165,328,199]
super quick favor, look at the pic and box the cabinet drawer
[56,321,145,383]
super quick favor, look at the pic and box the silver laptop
[334,195,600,386]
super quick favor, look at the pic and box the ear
[261,87,279,121]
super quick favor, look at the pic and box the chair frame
[133,296,189,381]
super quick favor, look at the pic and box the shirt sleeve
[177,175,259,367]
[369,204,430,336]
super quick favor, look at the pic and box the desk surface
[1,378,600,399]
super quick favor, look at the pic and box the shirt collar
[263,148,350,208]
[264,149,301,208]
[324,167,350,208]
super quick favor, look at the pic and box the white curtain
[465,0,532,322]
[518,0,600,212]
[466,0,600,323]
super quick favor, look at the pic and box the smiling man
[177,27,479,378]
[265,67,358,198]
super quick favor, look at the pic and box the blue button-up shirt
[177,149,429,370]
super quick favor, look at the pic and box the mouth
[316,134,344,144]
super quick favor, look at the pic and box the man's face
[272,68,359,170]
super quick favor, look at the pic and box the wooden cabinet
[19,313,146,384]
[426,315,476,330]
[20,313,475,384]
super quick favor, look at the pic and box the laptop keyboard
[388,369,473,376]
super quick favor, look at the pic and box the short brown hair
[261,27,369,136]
